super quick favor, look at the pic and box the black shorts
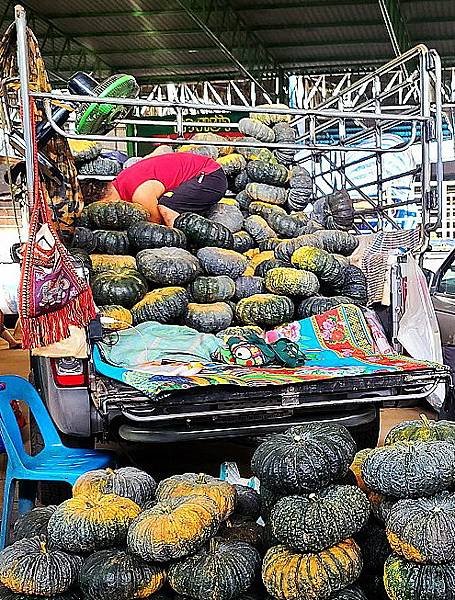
[158,167,227,214]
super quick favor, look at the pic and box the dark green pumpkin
[234,170,252,192]
[287,165,312,211]
[189,276,235,303]
[71,227,97,253]
[174,213,234,249]
[384,554,455,600]
[76,206,91,228]
[251,423,357,494]
[274,234,323,262]
[254,258,287,278]
[184,302,233,333]
[265,267,319,297]
[368,492,397,524]
[312,189,354,231]
[245,183,287,206]
[233,231,255,253]
[236,191,253,211]
[291,246,347,290]
[132,287,189,325]
[315,230,359,256]
[258,238,283,252]
[384,413,455,445]
[239,117,275,143]
[168,538,261,600]
[127,221,187,250]
[79,548,165,600]
[341,266,368,306]
[69,248,92,275]
[93,230,131,255]
[244,215,276,243]
[264,212,307,238]
[232,485,261,522]
[246,160,288,186]
[0,585,81,600]
[361,441,455,499]
[206,203,244,233]
[0,536,82,595]
[234,276,266,300]
[273,122,297,165]
[91,269,147,309]
[271,485,370,553]
[248,201,287,219]
[217,153,247,176]
[197,247,249,279]
[87,201,150,230]
[386,492,455,564]
[236,294,294,327]
[330,586,368,600]
[12,506,57,543]
[260,485,285,520]
[136,248,201,286]
[297,295,352,318]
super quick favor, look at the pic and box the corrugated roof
[1,0,455,83]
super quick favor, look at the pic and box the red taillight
[50,358,87,387]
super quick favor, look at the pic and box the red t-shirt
[112,153,220,201]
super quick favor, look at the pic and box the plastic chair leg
[0,477,15,550]
[18,480,37,515]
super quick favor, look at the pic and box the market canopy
[0,0,455,85]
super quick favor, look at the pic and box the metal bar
[419,50,431,244]
[14,4,34,226]
[429,49,444,234]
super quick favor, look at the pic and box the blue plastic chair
[0,375,115,548]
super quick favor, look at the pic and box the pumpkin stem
[197,473,207,484]
[209,538,217,554]
[106,468,115,475]
[308,493,317,500]
[39,540,47,554]
[420,413,430,428]
[293,435,302,442]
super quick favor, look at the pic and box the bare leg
[158,205,180,227]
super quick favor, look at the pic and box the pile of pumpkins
[70,107,367,335]
[2,414,455,600]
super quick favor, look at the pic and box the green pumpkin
[287,165,312,211]
[386,492,455,564]
[315,230,359,256]
[236,294,294,327]
[239,117,275,143]
[385,413,455,445]
[127,221,187,250]
[217,325,263,339]
[247,160,288,186]
[252,423,357,494]
[262,539,362,600]
[174,213,234,249]
[131,287,189,325]
[330,587,368,600]
[254,258,287,278]
[384,554,455,600]
[168,538,261,600]
[341,266,368,306]
[0,586,81,600]
[189,276,235,303]
[244,215,276,243]
[291,246,347,290]
[197,247,249,279]
[235,190,253,211]
[248,201,287,219]
[79,548,165,600]
[217,153,247,176]
[249,104,291,126]
[71,226,97,253]
[270,485,370,553]
[0,537,82,595]
[234,276,266,300]
[263,211,307,238]
[93,230,131,255]
[86,201,150,230]
[245,183,287,206]
[273,122,297,165]
[234,170,252,192]
[12,505,57,542]
[206,203,244,233]
[90,254,136,274]
[297,295,352,318]
[184,302,233,333]
[232,485,261,522]
[73,467,157,507]
[136,248,201,286]
[312,189,354,232]
[265,267,319,297]
[361,441,455,499]
[233,231,255,253]
[274,234,323,262]
[91,269,147,309]
[98,305,132,330]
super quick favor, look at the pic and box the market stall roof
[1,0,455,84]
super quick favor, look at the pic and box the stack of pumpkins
[69,103,367,334]
[252,422,371,600]
[0,467,265,600]
[353,414,455,600]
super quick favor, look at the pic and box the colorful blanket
[93,305,437,400]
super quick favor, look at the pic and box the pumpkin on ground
[127,221,187,250]
[251,423,357,494]
[189,276,235,303]
[71,227,97,253]
[168,538,261,600]
[384,554,455,600]
[386,492,455,564]
[0,536,82,595]
[270,485,370,553]
[136,247,201,286]
[174,213,234,249]
[244,215,276,243]
[265,267,320,297]
[47,491,141,553]
[254,258,287,278]
[184,302,233,333]
[361,440,455,498]
[263,211,307,238]
[79,548,165,600]
[86,201,150,230]
[236,294,294,328]
[73,467,157,507]
[93,230,131,255]
[98,305,133,330]
[156,473,236,520]
[384,413,455,445]
[262,539,362,600]
[127,496,221,562]
[91,269,147,309]
[131,287,189,325]
[12,505,57,542]
[197,247,249,279]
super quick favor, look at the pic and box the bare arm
[132,180,166,223]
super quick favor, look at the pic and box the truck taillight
[50,358,87,387]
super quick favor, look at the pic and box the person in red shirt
[99,150,227,226]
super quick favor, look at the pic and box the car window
[438,257,455,295]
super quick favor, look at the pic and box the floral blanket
[93,305,437,400]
